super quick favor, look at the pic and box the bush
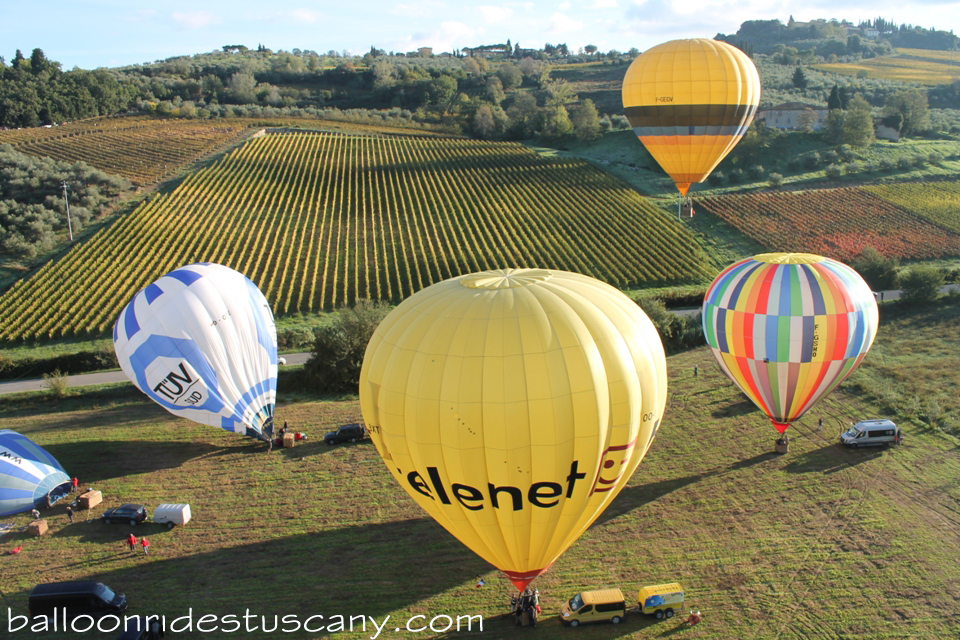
[837,144,856,162]
[707,171,725,186]
[897,156,913,170]
[302,300,392,393]
[823,149,840,164]
[879,157,895,171]
[851,246,899,290]
[824,164,842,179]
[844,161,862,175]
[768,172,784,188]
[804,152,821,169]
[912,154,927,168]
[787,158,802,172]
[928,151,944,165]
[277,326,317,350]
[899,265,945,306]
[728,168,744,184]
[635,298,703,354]
[747,164,765,180]
[42,369,69,398]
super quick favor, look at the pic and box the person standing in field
[141,537,150,556]
[127,533,137,552]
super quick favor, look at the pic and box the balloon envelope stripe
[624,103,758,127]
[145,283,164,304]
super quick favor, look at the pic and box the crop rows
[0,116,250,185]
[696,187,960,262]
[864,181,960,234]
[813,50,960,85]
[0,130,712,341]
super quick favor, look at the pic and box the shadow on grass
[43,440,235,483]
[710,399,761,419]
[781,444,884,475]
[4,518,490,629]
[595,472,719,526]
[429,610,671,639]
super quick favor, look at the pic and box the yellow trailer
[637,583,684,619]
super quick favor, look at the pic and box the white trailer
[153,503,192,529]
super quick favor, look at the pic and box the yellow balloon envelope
[359,268,668,590]
[622,38,761,195]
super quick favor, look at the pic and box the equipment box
[153,503,192,529]
[78,490,102,509]
[28,519,48,537]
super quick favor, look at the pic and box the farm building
[756,102,829,131]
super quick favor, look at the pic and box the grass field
[1,299,958,640]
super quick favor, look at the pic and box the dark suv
[100,504,148,526]
[324,423,367,445]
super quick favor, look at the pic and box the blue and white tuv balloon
[0,430,72,517]
[113,263,278,441]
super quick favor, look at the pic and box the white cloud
[290,9,324,25]
[478,5,514,23]
[171,11,221,30]
[124,9,157,22]
[547,12,584,35]
[559,1,573,9]
[389,1,448,18]
[387,20,478,53]
[591,0,617,7]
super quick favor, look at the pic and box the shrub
[837,144,856,162]
[635,298,703,354]
[823,149,840,164]
[277,326,317,351]
[851,246,899,290]
[303,300,392,393]
[844,161,862,175]
[728,168,744,184]
[804,152,821,169]
[928,151,944,165]
[878,157,895,171]
[787,158,802,172]
[768,172,784,188]
[747,164,765,180]
[708,171,725,186]
[896,156,913,170]
[824,164,842,179]
[42,369,69,398]
[912,154,927,168]
[899,265,945,306]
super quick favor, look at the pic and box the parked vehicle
[840,419,901,448]
[560,588,626,627]
[638,583,685,619]
[324,423,366,445]
[152,503,191,529]
[29,581,127,620]
[115,615,164,639]
[100,504,148,526]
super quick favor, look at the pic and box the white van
[153,503,192,529]
[840,420,901,449]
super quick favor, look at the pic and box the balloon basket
[775,439,789,454]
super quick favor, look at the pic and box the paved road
[0,352,311,396]
[2,284,955,396]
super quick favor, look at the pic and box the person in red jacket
[141,537,150,555]
[127,533,137,552]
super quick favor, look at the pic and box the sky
[3,0,959,70]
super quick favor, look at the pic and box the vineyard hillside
[0,117,252,186]
[813,47,960,85]
[696,184,960,262]
[0,129,713,342]
[864,180,960,234]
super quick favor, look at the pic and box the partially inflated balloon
[359,268,667,590]
[702,253,878,434]
[622,39,761,195]
[113,263,278,440]
[0,430,71,517]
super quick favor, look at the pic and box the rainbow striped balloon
[702,253,879,434]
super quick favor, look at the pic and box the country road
[1,284,955,396]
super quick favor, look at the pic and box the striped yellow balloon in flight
[359,268,667,591]
[622,38,761,195]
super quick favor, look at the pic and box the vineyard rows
[0,130,712,342]
[697,186,960,262]
[864,181,960,234]
[0,117,250,185]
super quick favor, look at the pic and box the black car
[100,504,148,526]
[324,423,367,445]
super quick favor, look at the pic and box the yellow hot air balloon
[359,268,667,591]
[622,38,761,196]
